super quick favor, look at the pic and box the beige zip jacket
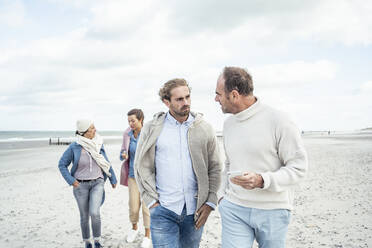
[134,111,222,212]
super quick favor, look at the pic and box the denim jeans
[150,205,203,248]
[219,199,291,248]
[73,178,104,241]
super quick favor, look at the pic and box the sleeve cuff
[67,176,76,186]
[119,149,124,161]
[261,172,271,190]
[205,202,216,210]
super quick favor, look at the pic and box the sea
[1,129,371,150]
[0,131,123,150]
[0,131,125,172]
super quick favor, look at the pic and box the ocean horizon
[1,129,371,141]
[0,129,371,150]
[0,131,125,150]
[0,130,124,142]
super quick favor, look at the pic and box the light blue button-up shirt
[155,112,197,215]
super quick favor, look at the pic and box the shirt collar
[128,129,134,138]
[165,112,194,126]
[128,129,140,139]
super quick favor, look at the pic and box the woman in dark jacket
[58,119,117,248]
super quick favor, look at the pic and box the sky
[0,0,371,131]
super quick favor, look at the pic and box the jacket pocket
[143,174,157,193]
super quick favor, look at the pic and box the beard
[172,105,190,117]
[177,106,190,116]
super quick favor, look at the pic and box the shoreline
[0,138,123,150]
[1,130,372,151]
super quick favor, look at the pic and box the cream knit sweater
[220,98,308,210]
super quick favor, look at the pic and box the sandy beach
[0,134,371,248]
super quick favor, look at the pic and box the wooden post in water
[49,137,71,145]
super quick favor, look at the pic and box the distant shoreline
[0,137,123,150]
[1,130,371,150]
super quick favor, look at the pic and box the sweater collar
[233,97,262,122]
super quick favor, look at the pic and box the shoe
[94,241,103,248]
[126,229,139,243]
[140,237,151,248]
[85,242,92,248]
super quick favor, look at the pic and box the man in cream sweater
[215,66,308,248]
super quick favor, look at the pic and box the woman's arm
[119,127,131,161]
[58,145,76,185]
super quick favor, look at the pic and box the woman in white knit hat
[58,119,117,248]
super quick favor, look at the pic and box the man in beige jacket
[134,78,221,248]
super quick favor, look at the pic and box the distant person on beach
[215,67,308,248]
[119,108,151,248]
[134,79,222,248]
[58,119,117,248]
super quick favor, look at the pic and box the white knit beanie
[76,119,93,133]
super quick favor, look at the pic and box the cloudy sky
[1,0,371,131]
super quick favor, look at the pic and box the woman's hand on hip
[72,180,80,188]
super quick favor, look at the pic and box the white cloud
[86,0,160,39]
[0,0,371,130]
[360,81,372,92]
[150,0,372,46]
[69,0,372,47]
[251,60,338,88]
[0,0,26,28]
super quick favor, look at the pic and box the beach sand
[0,135,371,247]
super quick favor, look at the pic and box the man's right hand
[149,202,160,209]
[72,180,80,188]
[230,172,264,189]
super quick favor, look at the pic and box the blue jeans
[150,205,203,248]
[219,199,291,248]
[73,178,104,241]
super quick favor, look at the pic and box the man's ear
[231,90,239,100]
[163,99,170,108]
